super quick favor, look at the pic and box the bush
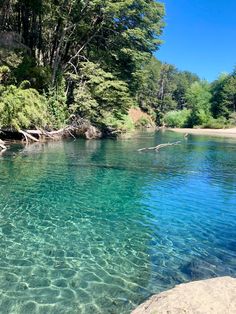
[202,117,230,129]
[228,113,236,126]
[46,81,68,129]
[135,116,152,128]
[164,109,191,127]
[101,113,135,132]
[0,85,47,130]
[188,108,211,127]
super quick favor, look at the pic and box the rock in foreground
[132,277,236,314]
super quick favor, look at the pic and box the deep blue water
[0,130,236,313]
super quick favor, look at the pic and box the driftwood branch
[0,139,7,154]
[138,141,181,152]
[0,139,7,150]
[19,130,39,142]
[0,118,102,143]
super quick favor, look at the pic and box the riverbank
[132,277,236,314]
[169,127,236,138]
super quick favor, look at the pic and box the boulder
[132,277,236,314]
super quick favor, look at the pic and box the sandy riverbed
[169,127,236,138]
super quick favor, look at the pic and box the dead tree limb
[138,141,181,152]
[0,139,7,150]
[19,130,39,142]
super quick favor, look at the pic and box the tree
[70,62,133,124]
[173,71,199,110]
[0,85,47,130]
[186,81,212,126]
[211,70,236,118]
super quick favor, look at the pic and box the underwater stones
[18,301,37,314]
[53,278,68,288]
[180,259,233,280]
[132,277,236,314]
[27,276,51,288]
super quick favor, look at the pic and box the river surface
[0,130,236,313]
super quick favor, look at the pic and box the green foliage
[71,85,99,122]
[135,116,152,128]
[3,1,235,133]
[19,80,31,89]
[164,109,191,128]
[0,1,166,132]
[228,112,236,126]
[14,56,52,91]
[0,85,47,130]
[186,81,212,127]
[201,117,229,129]
[0,65,11,84]
[136,57,200,125]
[102,113,135,133]
[70,62,133,123]
[0,48,24,69]
[46,80,68,129]
[211,71,236,118]
[173,71,200,109]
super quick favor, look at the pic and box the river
[0,130,236,313]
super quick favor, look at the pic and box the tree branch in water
[138,141,181,152]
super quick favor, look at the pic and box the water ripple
[0,132,236,313]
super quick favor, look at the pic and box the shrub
[228,113,236,126]
[202,117,229,129]
[101,113,135,132]
[0,85,47,130]
[164,109,191,127]
[135,116,152,128]
[46,81,68,129]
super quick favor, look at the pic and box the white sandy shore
[169,127,236,138]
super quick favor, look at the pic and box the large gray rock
[132,277,236,314]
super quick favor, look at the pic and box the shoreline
[168,127,236,138]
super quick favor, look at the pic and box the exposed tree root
[0,119,103,148]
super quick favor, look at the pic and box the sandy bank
[169,127,236,138]
[132,276,236,314]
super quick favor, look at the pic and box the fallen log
[26,126,72,137]
[0,118,103,142]
[19,130,39,143]
[138,141,181,152]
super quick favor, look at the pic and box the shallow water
[0,130,236,314]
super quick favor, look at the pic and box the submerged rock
[180,259,233,280]
[132,276,236,314]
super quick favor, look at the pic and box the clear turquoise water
[0,130,236,314]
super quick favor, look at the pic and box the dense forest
[0,0,236,137]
